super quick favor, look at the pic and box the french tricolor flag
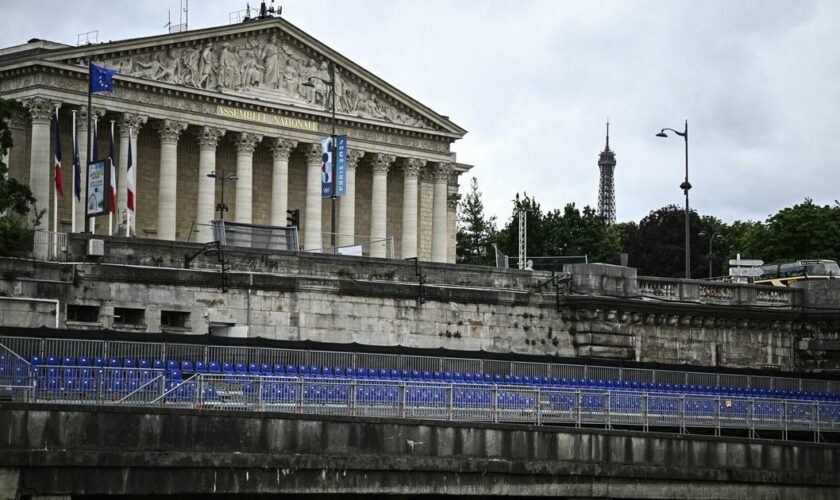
[126,137,134,211]
[108,128,116,214]
[53,110,64,197]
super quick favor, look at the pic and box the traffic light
[286,208,300,227]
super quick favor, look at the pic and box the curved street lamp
[656,119,690,279]
[698,230,723,279]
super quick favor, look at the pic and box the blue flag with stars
[90,63,117,93]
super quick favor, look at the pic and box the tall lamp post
[698,230,722,279]
[303,61,337,253]
[207,169,238,222]
[656,120,691,279]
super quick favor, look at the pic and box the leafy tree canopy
[0,98,41,255]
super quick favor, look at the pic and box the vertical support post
[492,386,499,424]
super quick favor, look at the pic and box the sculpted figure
[260,34,283,88]
[299,59,317,103]
[312,61,331,106]
[359,90,386,120]
[180,46,201,86]
[342,86,359,114]
[154,48,181,84]
[283,60,299,94]
[218,43,241,88]
[132,56,163,80]
[238,39,263,87]
[197,42,214,89]
[334,69,355,113]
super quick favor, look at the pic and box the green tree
[737,199,840,264]
[622,205,715,278]
[0,98,40,255]
[456,177,497,265]
[493,194,619,269]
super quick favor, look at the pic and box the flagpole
[126,126,132,238]
[108,120,114,236]
[84,59,92,234]
[71,110,77,233]
[91,119,96,235]
[52,107,60,258]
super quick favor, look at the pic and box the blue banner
[335,135,348,197]
[320,136,332,198]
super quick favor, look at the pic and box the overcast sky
[3,0,838,226]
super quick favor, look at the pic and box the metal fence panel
[588,366,621,384]
[720,374,749,389]
[441,357,482,377]
[685,372,717,388]
[107,340,161,366]
[483,359,511,379]
[802,379,830,394]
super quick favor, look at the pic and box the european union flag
[90,63,118,93]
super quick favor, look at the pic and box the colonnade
[17,97,455,262]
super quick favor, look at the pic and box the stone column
[22,97,60,233]
[270,138,297,226]
[127,118,145,235]
[73,108,89,231]
[303,143,323,251]
[400,158,425,259]
[195,126,226,242]
[4,111,26,182]
[233,132,262,224]
[431,162,453,263]
[155,120,187,240]
[338,150,364,248]
[447,194,460,264]
[370,153,395,258]
[117,113,147,234]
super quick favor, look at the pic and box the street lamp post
[656,120,691,279]
[207,169,238,222]
[303,62,337,253]
[698,230,723,279]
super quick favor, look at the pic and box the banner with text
[335,135,348,197]
[321,135,349,198]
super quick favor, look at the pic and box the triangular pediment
[42,18,464,136]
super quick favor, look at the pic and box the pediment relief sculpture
[94,32,433,130]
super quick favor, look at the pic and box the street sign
[729,259,763,267]
[730,267,764,277]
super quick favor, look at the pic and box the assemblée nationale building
[0,13,469,262]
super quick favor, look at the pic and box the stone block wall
[2,246,839,372]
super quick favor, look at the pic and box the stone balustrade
[567,263,802,310]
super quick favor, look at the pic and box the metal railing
[2,369,837,440]
[187,221,299,252]
[32,230,68,260]
[312,233,395,258]
[1,335,838,399]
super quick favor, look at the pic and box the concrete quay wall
[1,403,838,499]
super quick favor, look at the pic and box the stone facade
[0,17,470,262]
[2,237,839,374]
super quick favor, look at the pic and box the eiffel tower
[598,121,617,225]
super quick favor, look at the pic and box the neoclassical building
[0,16,469,262]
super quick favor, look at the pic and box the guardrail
[2,335,838,397]
[32,230,68,261]
[2,369,837,441]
